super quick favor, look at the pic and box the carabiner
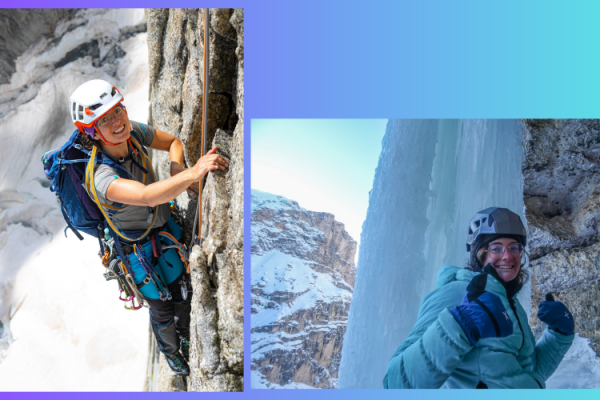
[131,296,144,310]
[119,289,133,302]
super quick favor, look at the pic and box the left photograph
[0,8,243,391]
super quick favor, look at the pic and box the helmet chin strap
[94,125,126,146]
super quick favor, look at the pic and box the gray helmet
[466,207,527,252]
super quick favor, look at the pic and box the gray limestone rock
[523,119,600,356]
[144,8,243,392]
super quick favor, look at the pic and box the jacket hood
[435,265,477,288]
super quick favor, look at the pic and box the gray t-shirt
[85,121,171,231]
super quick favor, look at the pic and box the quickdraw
[102,248,147,311]
[119,261,145,310]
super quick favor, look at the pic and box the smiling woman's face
[482,237,522,282]
[97,106,131,144]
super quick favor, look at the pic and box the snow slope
[0,9,150,390]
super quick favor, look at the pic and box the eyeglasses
[485,243,524,259]
[97,106,125,128]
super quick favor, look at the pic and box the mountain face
[522,119,600,356]
[251,190,357,389]
[145,8,244,392]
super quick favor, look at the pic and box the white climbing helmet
[69,79,124,137]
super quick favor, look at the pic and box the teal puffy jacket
[383,265,574,389]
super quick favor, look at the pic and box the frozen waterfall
[338,119,527,389]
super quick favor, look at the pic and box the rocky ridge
[251,190,357,389]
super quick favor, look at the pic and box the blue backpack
[42,129,105,242]
[42,129,149,246]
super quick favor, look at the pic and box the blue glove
[537,293,574,335]
[450,273,513,346]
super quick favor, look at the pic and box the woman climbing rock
[69,79,228,376]
[383,207,574,389]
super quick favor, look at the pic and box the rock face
[251,190,357,389]
[522,119,600,356]
[144,8,243,391]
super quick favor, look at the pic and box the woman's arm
[526,328,573,385]
[147,128,189,180]
[384,283,473,388]
[105,147,228,207]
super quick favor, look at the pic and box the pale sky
[251,119,387,258]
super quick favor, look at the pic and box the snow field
[0,9,151,390]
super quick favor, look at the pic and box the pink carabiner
[119,290,133,302]
[132,300,143,310]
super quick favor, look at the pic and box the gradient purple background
[5,0,600,397]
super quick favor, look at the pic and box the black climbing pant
[145,271,192,355]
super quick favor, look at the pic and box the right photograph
[250,119,600,389]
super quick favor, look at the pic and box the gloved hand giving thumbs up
[449,272,513,346]
[537,293,575,336]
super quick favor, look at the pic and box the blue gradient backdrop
[6,0,600,398]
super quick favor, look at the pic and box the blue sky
[251,119,387,253]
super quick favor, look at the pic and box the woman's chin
[109,130,130,143]
[494,265,520,282]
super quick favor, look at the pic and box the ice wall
[338,119,526,389]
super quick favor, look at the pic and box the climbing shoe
[179,335,190,362]
[165,352,190,376]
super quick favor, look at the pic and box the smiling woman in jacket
[383,207,574,389]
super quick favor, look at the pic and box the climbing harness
[97,206,190,310]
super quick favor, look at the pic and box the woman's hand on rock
[192,146,229,182]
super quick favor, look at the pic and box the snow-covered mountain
[251,189,357,389]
